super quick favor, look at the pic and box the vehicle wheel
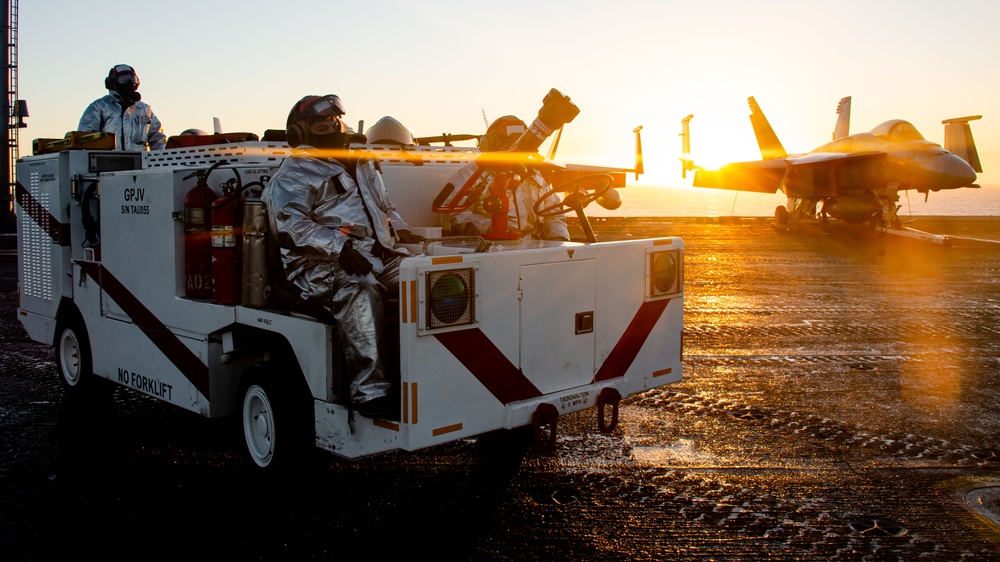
[239,362,313,471]
[774,205,789,228]
[54,316,95,393]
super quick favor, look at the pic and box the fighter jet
[682,96,982,232]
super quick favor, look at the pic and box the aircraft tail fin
[633,125,644,180]
[679,114,695,178]
[833,96,851,140]
[942,115,983,173]
[748,97,787,159]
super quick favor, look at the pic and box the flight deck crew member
[261,94,423,419]
[444,115,570,241]
[78,64,166,151]
[364,115,416,146]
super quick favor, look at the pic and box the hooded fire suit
[447,162,569,241]
[261,147,411,407]
[78,94,166,151]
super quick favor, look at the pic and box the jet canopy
[871,119,926,142]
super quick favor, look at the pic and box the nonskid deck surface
[2,217,999,560]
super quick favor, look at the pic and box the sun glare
[685,123,759,172]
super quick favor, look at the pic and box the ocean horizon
[587,184,1000,218]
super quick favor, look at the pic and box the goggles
[309,118,352,134]
[296,95,346,120]
[114,73,139,86]
[504,124,526,136]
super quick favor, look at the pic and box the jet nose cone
[929,153,977,188]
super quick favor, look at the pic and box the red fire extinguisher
[183,171,217,299]
[210,178,242,305]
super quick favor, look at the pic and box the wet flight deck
[1,216,998,560]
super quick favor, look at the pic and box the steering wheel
[534,173,615,217]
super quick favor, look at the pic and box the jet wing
[692,159,788,194]
[693,151,886,197]
[784,151,882,165]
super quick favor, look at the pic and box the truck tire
[239,362,313,471]
[54,316,95,394]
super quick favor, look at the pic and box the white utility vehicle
[15,115,683,470]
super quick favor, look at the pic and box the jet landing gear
[880,200,904,231]
[772,198,819,231]
[774,205,789,229]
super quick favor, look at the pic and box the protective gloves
[395,229,425,244]
[338,239,373,276]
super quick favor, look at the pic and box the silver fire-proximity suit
[262,147,411,406]
[78,95,166,151]
[447,162,570,241]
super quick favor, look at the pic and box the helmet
[105,64,139,90]
[285,94,350,148]
[105,64,141,106]
[365,116,415,145]
[180,128,209,136]
[478,115,526,152]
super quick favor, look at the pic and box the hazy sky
[15,0,1000,188]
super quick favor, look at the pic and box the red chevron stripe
[433,329,541,404]
[433,298,670,404]
[77,261,211,399]
[15,181,70,246]
[595,299,670,382]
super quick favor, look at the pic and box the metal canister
[241,198,270,308]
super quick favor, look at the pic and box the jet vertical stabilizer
[833,96,851,140]
[942,115,983,173]
[680,114,695,178]
[633,125,644,180]
[748,97,787,159]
